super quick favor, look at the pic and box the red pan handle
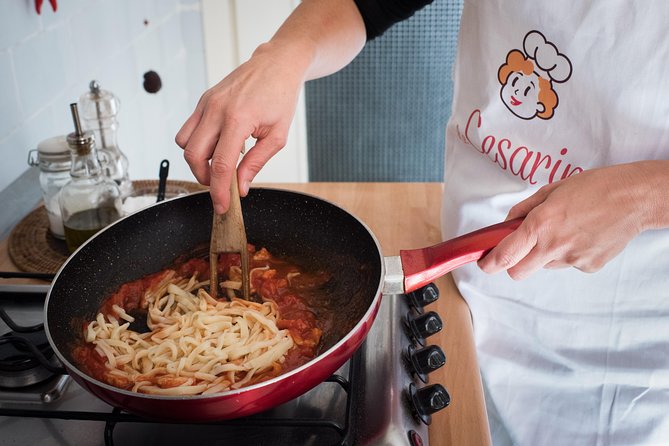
[400,218,523,293]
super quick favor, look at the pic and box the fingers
[182,104,243,187]
[207,128,288,212]
[505,245,556,280]
[176,94,291,213]
[486,184,563,278]
[209,125,250,214]
[478,221,538,275]
[478,226,563,280]
[175,97,205,149]
[478,217,610,279]
[175,57,300,214]
[543,259,570,269]
[505,183,558,220]
[237,132,289,195]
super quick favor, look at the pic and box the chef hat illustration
[523,31,572,83]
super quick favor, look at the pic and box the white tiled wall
[0,0,207,192]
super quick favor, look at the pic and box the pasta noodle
[83,276,294,395]
[73,247,328,396]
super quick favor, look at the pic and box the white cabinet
[201,0,308,183]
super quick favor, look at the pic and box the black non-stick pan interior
[47,188,383,363]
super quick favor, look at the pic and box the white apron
[442,1,669,445]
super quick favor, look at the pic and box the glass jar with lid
[27,136,72,239]
[78,80,133,198]
[59,103,123,253]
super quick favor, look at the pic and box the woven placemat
[8,180,206,274]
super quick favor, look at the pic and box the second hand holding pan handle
[400,218,524,293]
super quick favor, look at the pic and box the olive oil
[63,207,121,252]
[59,103,123,254]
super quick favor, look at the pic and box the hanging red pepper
[35,0,58,14]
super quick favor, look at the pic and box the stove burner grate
[0,331,63,388]
[0,353,360,446]
[0,304,66,388]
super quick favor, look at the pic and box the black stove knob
[407,283,439,313]
[407,311,443,346]
[408,344,446,383]
[409,382,451,425]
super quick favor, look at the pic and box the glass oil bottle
[59,103,123,253]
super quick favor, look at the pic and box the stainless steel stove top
[0,281,448,446]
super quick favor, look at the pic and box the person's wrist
[252,39,315,83]
[633,160,669,230]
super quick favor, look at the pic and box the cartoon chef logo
[498,31,572,120]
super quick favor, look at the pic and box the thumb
[237,131,289,195]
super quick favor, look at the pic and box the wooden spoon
[209,170,250,300]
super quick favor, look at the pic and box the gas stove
[0,275,449,446]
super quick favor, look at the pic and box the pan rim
[44,186,386,401]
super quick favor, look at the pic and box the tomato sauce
[73,245,330,387]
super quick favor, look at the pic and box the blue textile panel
[305,1,463,182]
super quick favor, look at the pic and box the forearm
[253,0,367,82]
[632,160,669,230]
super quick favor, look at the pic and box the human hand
[477,161,669,279]
[175,43,306,214]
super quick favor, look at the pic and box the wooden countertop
[0,182,491,446]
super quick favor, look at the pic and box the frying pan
[44,188,519,421]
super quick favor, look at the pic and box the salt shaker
[27,136,72,239]
[59,103,123,253]
[78,80,133,198]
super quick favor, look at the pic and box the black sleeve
[353,0,436,40]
